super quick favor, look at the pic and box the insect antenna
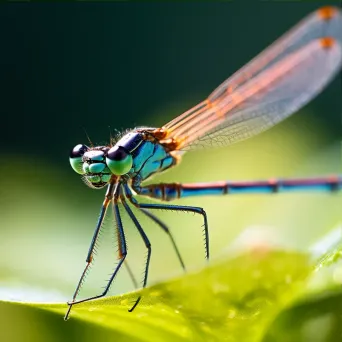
[82,126,94,147]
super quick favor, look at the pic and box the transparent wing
[163,7,342,150]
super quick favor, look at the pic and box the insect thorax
[118,129,179,182]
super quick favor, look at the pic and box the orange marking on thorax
[151,127,169,140]
[317,6,338,21]
[320,37,335,49]
[161,137,184,151]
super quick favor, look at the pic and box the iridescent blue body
[67,126,342,323]
[140,177,342,201]
[116,129,178,183]
[66,131,342,323]
[66,130,342,325]
[65,6,342,321]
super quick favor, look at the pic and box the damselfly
[65,6,342,320]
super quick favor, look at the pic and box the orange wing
[162,7,342,151]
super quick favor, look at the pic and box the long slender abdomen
[138,176,342,201]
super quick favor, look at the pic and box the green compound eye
[106,146,133,175]
[69,144,89,174]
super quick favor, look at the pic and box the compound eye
[106,146,133,175]
[70,144,89,158]
[69,144,89,174]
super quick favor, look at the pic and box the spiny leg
[127,175,342,264]
[64,182,117,321]
[142,203,209,260]
[124,184,209,260]
[116,210,139,290]
[121,195,151,312]
[65,184,127,319]
[140,208,186,270]
[112,207,138,289]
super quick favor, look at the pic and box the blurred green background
[0,2,341,341]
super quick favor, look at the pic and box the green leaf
[260,227,342,342]
[1,250,311,342]
[314,231,342,271]
[262,289,342,342]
